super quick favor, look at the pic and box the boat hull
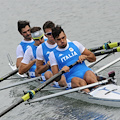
[57,84,120,107]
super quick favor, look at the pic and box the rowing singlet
[20,41,35,53]
[29,39,47,78]
[42,42,57,63]
[28,45,37,78]
[53,42,92,83]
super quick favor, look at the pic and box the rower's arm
[51,65,62,82]
[19,59,36,74]
[16,57,23,68]
[82,48,96,62]
[51,65,59,75]
[36,60,50,74]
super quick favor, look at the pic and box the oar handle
[69,61,79,69]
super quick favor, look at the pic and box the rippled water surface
[0,0,120,120]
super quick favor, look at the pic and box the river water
[0,0,120,119]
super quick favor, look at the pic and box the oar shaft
[87,54,111,68]
[94,47,120,56]
[0,76,42,91]
[34,71,63,92]
[25,78,111,104]
[95,57,120,74]
[0,61,78,117]
[0,98,23,117]
[34,61,78,92]
[0,68,18,81]
[89,46,103,52]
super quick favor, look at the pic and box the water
[0,0,120,119]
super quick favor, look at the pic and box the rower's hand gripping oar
[0,61,78,117]
[0,68,19,82]
[94,46,120,56]
[88,41,120,52]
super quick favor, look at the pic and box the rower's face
[44,28,55,44]
[21,25,32,41]
[35,36,44,46]
[55,31,67,48]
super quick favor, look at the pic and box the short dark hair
[52,25,64,39]
[17,20,30,33]
[43,21,55,33]
[30,27,41,33]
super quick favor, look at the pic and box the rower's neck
[24,38,32,41]
[47,39,55,45]
[34,43,38,46]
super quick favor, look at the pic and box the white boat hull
[61,84,120,107]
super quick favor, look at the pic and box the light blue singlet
[42,42,57,71]
[28,39,47,78]
[20,41,35,53]
[28,45,37,78]
[53,42,92,83]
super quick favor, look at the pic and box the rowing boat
[28,80,120,108]
[7,54,120,108]
[1,45,120,117]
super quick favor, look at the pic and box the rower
[19,27,46,78]
[16,20,34,68]
[49,25,98,93]
[36,21,69,87]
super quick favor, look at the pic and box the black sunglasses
[45,32,52,36]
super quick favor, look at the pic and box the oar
[25,77,113,104]
[5,77,28,80]
[0,76,43,91]
[94,46,120,56]
[88,41,120,52]
[0,61,78,117]
[0,68,19,82]
[87,53,111,68]
[95,57,120,74]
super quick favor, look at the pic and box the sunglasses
[33,35,44,41]
[45,32,52,36]
[56,36,65,41]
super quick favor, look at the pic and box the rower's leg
[44,71,53,80]
[84,70,98,84]
[58,75,67,87]
[71,77,90,93]
[45,71,67,87]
